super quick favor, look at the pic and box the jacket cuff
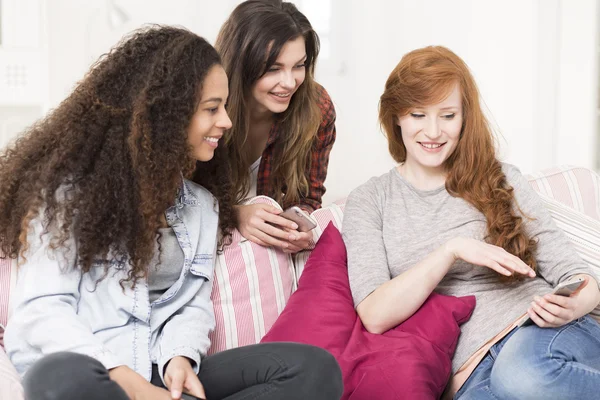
[90,347,123,371]
[157,347,201,385]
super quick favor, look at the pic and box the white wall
[43,0,240,110]
[315,0,599,203]
[2,0,598,204]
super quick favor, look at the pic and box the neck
[249,100,274,125]
[397,161,447,191]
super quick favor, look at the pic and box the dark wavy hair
[215,0,322,207]
[0,25,236,284]
[379,46,537,278]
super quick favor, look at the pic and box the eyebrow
[271,55,307,66]
[439,106,460,111]
[200,97,223,104]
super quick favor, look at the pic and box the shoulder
[347,169,397,206]
[501,162,531,190]
[501,162,524,181]
[314,82,336,128]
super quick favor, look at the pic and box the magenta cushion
[261,223,475,400]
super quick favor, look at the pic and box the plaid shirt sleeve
[300,84,336,211]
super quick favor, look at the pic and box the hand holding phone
[279,206,317,232]
[518,277,587,327]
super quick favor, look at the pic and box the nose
[279,69,295,90]
[424,117,441,140]
[218,109,232,130]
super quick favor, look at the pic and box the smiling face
[187,65,232,162]
[250,36,307,117]
[397,83,463,176]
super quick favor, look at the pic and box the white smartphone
[279,206,317,232]
[518,277,586,327]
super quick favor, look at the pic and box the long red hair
[379,46,537,276]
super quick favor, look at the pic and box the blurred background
[0,0,598,203]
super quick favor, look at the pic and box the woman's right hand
[444,237,536,277]
[236,204,301,250]
[109,365,171,400]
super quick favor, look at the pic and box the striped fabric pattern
[294,199,345,279]
[527,166,600,220]
[207,196,296,355]
[0,257,15,349]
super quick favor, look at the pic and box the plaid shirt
[256,84,336,211]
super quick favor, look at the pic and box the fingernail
[289,235,297,241]
[291,223,298,229]
[172,390,181,398]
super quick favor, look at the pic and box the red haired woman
[342,46,600,399]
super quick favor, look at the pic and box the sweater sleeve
[341,179,392,307]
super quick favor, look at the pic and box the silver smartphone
[518,277,586,327]
[279,206,317,232]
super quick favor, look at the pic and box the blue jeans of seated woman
[455,315,600,400]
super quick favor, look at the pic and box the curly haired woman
[1,26,342,400]
[342,46,600,400]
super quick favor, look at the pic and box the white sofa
[1,165,600,399]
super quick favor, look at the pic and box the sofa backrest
[1,165,600,350]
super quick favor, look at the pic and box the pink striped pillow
[526,166,600,220]
[207,196,296,355]
[0,257,15,349]
[294,199,345,278]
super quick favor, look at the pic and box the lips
[268,91,293,103]
[203,136,221,148]
[418,142,446,152]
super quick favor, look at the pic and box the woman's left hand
[164,356,206,400]
[527,277,590,328]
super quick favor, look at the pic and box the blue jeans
[455,316,600,400]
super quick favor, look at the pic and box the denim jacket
[5,178,218,383]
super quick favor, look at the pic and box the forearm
[109,365,140,400]
[357,243,456,334]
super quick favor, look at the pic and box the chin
[268,104,290,114]
[195,151,215,162]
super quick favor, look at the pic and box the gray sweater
[342,163,595,373]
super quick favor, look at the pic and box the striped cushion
[527,166,600,220]
[0,257,16,349]
[207,196,296,355]
[536,193,600,275]
[294,199,345,279]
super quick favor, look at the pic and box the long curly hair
[215,0,322,207]
[379,46,538,277]
[0,25,236,284]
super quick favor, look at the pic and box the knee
[490,346,559,400]
[292,344,343,399]
[23,352,104,400]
